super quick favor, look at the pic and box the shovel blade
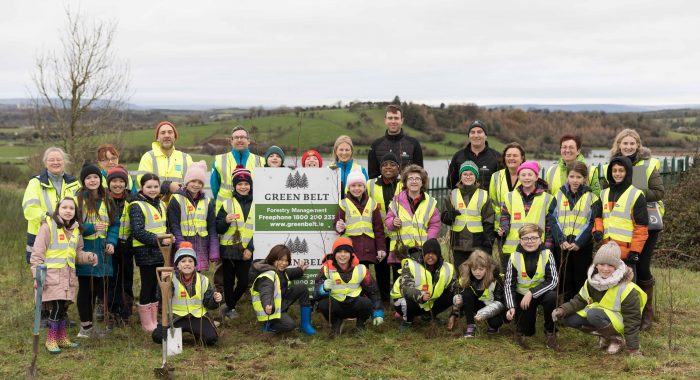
[166,327,182,356]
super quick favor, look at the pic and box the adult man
[367,105,423,179]
[137,121,194,196]
[447,120,501,190]
[211,126,266,200]
[545,134,601,196]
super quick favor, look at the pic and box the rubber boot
[149,302,160,332]
[57,319,79,348]
[638,277,655,331]
[299,305,316,336]
[594,323,624,354]
[45,319,61,354]
[137,304,156,332]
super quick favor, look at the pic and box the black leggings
[460,289,504,328]
[108,242,135,318]
[139,265,159,304]
[152,316,218,346]
[46,300,68,320]
[637,230,659,282]
[560,244,593,302]
[222,259,251,309]
[77,276,104,323]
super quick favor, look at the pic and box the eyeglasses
[99,158,118,163]
[520,236,540,243]
[406,177,422,182]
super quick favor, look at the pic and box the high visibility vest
[459,277,497,303]
[118,200,132,241]
[171,194,209,237]
[251,270,283,321]
[450,188,487,233]
[554,190,597,239]
[339,198,377,237]
[510,249,550,295]
[545,160,598,195]
[489,169,519,232]
[502,191,553,254]
[131,200,167,247]
[217,198,254,248]
[22,176,81,238]
[367,178,403,236]
[136,143,193,186]
[323,265,367,302]
[601,186,642,244]
[44,218,79,269]
[388,194,437,251]
[576,280,647,334]
[603,158,664,217]
[214,152,265,200]
[171,274,209,318]
[390,258,454,310]
[82,200,110,241]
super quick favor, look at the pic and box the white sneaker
[225,309,238,319]
[77,326,107,339]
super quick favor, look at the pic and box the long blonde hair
[457,250,496,291]
[609,128,643,158]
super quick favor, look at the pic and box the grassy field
[1,186,699,379]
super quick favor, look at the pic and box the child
[334,169,386,272]
[168,160,219,272]
[130,173,172,332]
[215,165,254,319]
[76,163,118,338]
[504,223,559,349]
[249,244,315,335]
[264,145,285,168]
[301,149,322,168]
[553,242,646,355]
[152,242,223,346]
[451,250,505,337]
[315,237,384,335]
[441,160,495,270]
[31,197,98,353]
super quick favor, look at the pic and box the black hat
[380,152,399,167]
[422,238,442,260]
[80,162,102,186]
[468,120,487,135]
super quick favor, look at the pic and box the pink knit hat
[517,161,540,176]
[346,169,366,188]
[184,160,208,185]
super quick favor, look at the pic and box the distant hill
[485,104,700,113]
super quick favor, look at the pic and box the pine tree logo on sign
[286,237,309,254]
[285,172,309,189]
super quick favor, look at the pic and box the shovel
[154,267,175,378]
[156,233,175,266]
[166,287,182,357]
[27,264,47,380]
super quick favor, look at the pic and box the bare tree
[31,8,130,172]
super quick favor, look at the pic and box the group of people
[24,105,663,357]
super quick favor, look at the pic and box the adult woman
[331,135,368,197]
[607,129,662,330]
[489,143,525,242]
[23,147,81,263]
[97,144,136,193]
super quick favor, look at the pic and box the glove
[323,279,333,291]
[372,310,384,326]
[376,250,387,262]
[453,294,463,307]
[335,220,346,232]
[593,231,603,243]
[626,252,640,263]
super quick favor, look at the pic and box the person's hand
[593,231,603,243]
[298,259,309,271]
[243,249,252,261]
[323,279,333,291]
[570,243,580,251]
[91,253,99,267]
[421,292,430,302]
[161,238,172,246]
[497,227,505,237]
[213,292,223,303]
[335,220,346,232]
[626,252,640,263]
[506,308,516,321]
[453,294,463,307]
[105,244,115,255]
[225,213,235,223]
[169,182,181,194]
[95,223,107,232]
[474,313,484,321]
[520,291,532,310]
[373,316,384,326]
[264,305,273,315]
[393,218,402,228]
[376,250,386,262]
[552,308,565,322]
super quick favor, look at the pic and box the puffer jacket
[601,147,664,203]
[248,261,304,310]
[454,268,505,320]
[167,188,219,271]
[313,251,382,312]
[334,192,386,263]
[499,179,556,249]
[397,248,455,304]
[384,190,441,264]
[215,190,254,260]
[441,183,495,252]
[129,192,167,267]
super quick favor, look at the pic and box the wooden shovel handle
[156,267,174,326]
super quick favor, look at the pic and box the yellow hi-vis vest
[450,188,487,233]
[171,273,208,318]
[323,265,367,302]
[489,169,519,232]
[251,270,283,321]
[390,258,454,311]
[601,186,642,244]
[576,280,647,334]
[388,194,437,251]
[132,200,167,247]
[367,178,403,236]
[603,158,665,217]
[554,190,597,239]
[214,152,265,200]
[545,160,598,195]
[171,194,209,237]
[82,200,110,241]
[510,249,550,295]
[217,198,254,248]
[118,200,131,241]
[502,191,553,254]
[45,217,79,269]
[459,276,497,303]
[339,198,377,238]
[136,142,193,187]
[22,175,80,241]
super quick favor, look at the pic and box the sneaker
[463,324,476,338]
[77,326,107,339]
[225,308,239,319]
[545,332,559,350]
[95,304,104,322]
[486,325,500,335]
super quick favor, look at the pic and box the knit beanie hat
[332,237,354,255]
[517,160,540,176]
[468,120,487,135]
[174,241,197,266]
[459,160,480,179]
[422,238,442,259]
[154,121,178,139]
[380,152,399,167]
[80,162,102,186]
[593,242,623,268]
[346,169,366,188]
[183,160,208,185]
[106,165,129,185]
[264,145,285,164]
[301,150,323,167]
[231,165,252,186]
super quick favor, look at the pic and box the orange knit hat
[155,121,178,139]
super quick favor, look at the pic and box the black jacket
[447,142,501,190]
[367,129,423,179]
[503,245,558,309]
[249,261,304,311]
[215,191,255,260]
[129,192,167,267]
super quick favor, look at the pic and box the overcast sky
[1,0,698,107]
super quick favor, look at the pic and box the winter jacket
[249,261,304,311]
[546,154,601,197]
[159,270,220,323]
[168,188,220,271]
[367,129,423,179]
[215,191,254,260]
[210,148,265,200]
[76,196,119,277]
[550,183,602,249]
[336,160,368,197]
[398,249,455,304]
[601,147,664,203]
[454,269,505,320]
[384,190,441,264]
[313,253,382,312]
[447,141,502,190]
[504,245,558,310]
[559,265,642,349]
[129,192,167,267]
[441,183,495,252]
[334,192,386,263]
[137,142,194,195]
[30,220,93,302]
[499,179,557,249]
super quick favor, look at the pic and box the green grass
[1,186,699,378]
[667,130,700,142]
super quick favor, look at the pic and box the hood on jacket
[417,238,444,270]
[606,156,633,189]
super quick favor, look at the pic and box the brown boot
[638,277,655,331]
[593,323,624,354]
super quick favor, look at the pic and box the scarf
[587,263,627,292]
